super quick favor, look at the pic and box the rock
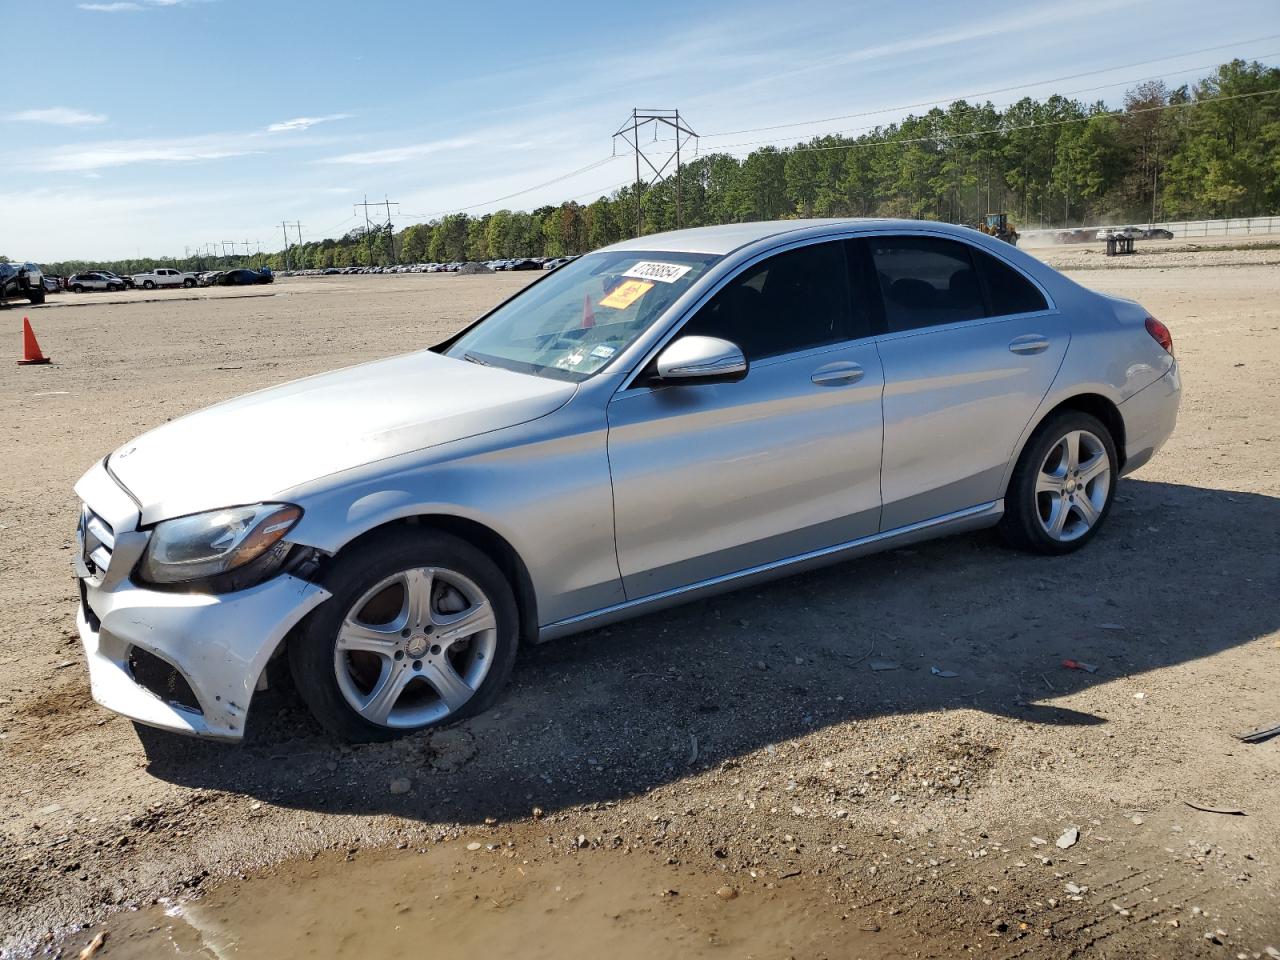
[388,778,412,795]
[465,841,482,851]
[716,885,738,900]
[37,804,62,816]
[1263,946,1279,958]
[1130,815,1144,826]
[531,807,544,819]
[1064,882,1084,895]
[1056,827,1079,849]
[869,659,901,672]
[576,834,589,849]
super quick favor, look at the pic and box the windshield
[445,249,721,382]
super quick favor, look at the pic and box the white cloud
[316,138,477,165]
[79,0,211,11]
[37,135,260,171]
[267,114,352,133]
[12,107,108,126]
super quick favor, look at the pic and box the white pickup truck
[131,267,198,290]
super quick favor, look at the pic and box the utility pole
[382,196,399,263]
[281,221,292,271]
[612,108,698,237]
[222,241,235,260]
[355,195,375,266]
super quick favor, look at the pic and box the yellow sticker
[599,278,654,310]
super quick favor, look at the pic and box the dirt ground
[1,250,1277,959]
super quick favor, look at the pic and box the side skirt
[537,500,1003,642]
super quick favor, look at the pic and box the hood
[107,350,575,523]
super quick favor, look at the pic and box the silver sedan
[73,219,1180,742]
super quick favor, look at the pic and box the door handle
[811,361,865,386]
[1008,334,1050,355]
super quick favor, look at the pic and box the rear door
[607,239,884,599]
[865,233,1068,529]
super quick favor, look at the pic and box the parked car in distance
[43,275,63,293]
[214,268,274,286]
[508,258,542,271]
[1144,228,1174,240]
[68,272,125,293]
[1095,226,1145,241]
[98,270,135,290]
[132,267,197,289]
[0,261,46,304]
[72,218,1180,743]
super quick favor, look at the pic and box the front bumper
[73,460,330,740]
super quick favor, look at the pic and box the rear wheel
[999,410,1117,554]
[142,280,155,290]
[183,278,196,288]
[289,528,519,742]
[72,284,84,293]
[27,290,45,305]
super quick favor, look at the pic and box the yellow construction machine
[978,213,1019,246]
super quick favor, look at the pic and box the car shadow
[138,478,1280,822]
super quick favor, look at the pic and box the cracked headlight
[138,503,302,587]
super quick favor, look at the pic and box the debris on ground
[1062,659,1098,673]
[930,666,959,678]
[869,659,901,672]
[1056,827,1080,849]
[1183,800,1247,816]
[78,931,106,960]
[1234,723,1280,744]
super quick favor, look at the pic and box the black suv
[0,261,46,306]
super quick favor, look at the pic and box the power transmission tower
[222,241,235,260]
[612,108,698,237]
[281,221,303,270]
[354,196,398,266]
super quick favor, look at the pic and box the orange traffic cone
[17,317,50,365]
[581,294,595,329]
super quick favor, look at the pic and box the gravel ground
[1,256,1277,958]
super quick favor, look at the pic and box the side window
[680,241,852,361]
[975,249,1047,316]
[869,236,985,332]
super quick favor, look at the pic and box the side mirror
[653,335,748,385]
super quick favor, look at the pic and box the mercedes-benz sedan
[73,219,1180,742]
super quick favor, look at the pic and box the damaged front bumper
[73,460,329,740]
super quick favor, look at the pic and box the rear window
[870,236,985,332]
[976,249,1048,316]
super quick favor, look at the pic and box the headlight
[138,503,302,586]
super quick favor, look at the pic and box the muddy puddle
[60,843,904,959]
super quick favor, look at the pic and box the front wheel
[999,410,1117,554]
[71,284,84,293]
[183,278,196,288]
[143,280,155,290]
[27,290,45,305]
[289,528,519,742]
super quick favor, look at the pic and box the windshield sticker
[599,278,654,310]
[590,344,616,360]
[623,261,692,284]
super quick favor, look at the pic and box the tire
[998,410,1118,555]
[27,290,45,305]
[142,280,155,290]
[72,284,84,293]
[183,278,196,288]
[289,528,519,742]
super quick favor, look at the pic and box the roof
[601,218,976,256]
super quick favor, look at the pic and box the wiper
[463,352,490,366]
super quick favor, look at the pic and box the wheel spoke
[420,659,474,711]
[361,664,413,724]
[1074,493,1100,528]
[337,620,400,655]
[1079,453,1109,486]
[401,568,435,630]
[1036,471,1063,495]
[1047,497,1070,537]
[432,600,497,647]
[1063,431,1081,472]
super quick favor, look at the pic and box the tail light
[1145,316,1173,356]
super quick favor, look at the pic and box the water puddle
[63,842,904,959]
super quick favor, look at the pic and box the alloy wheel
[332,566,497,728]
[1035,429,1111,542]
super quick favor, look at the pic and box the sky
[1,0,1277,262]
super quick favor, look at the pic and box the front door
[607,239,884,600]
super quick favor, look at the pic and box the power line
[704,56,1279,154]
[398,155,621,221]
[700,33,1280,139]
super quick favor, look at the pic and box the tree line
[41,58,1280,276]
